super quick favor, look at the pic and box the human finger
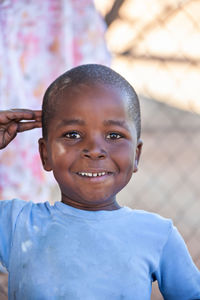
[9,109,42,121]
[0,109,42,124]
[13,109,42,119]
[17,121,42,132]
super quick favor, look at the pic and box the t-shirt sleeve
[0,199,27,270]
[154,224,200,299]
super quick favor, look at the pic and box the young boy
[0,64,200,299]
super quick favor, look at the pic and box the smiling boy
[0,64,200,299]
[39,69,142,211]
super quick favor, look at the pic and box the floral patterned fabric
[0,0,110,202]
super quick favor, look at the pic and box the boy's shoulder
[126,206,171,221]
[123,208,174,251]
[0,198,53,217]
[125,207,173,236]
[0,198,28,217]
[131,208,172,224]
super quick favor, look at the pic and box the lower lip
[76,173,113,182]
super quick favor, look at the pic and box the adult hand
[0,109,42,149]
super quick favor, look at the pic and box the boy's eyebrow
[103,120,129,130]
[56,119,85,128]
[56,119,130,130]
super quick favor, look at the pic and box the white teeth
[78,172,107,177]
[98,172,106,176]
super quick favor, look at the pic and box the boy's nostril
[98,154,105,159]
[81,149,106,159]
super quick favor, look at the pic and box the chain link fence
[95,0,200,298]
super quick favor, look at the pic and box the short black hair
[42,64,141,139]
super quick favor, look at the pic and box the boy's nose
[81,137,107,160]
[81,148,107,160]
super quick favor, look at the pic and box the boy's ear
[133,139,143,173]
[38,138,52,172]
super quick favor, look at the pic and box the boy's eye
[65,131,81,139]
[106,132,123,140]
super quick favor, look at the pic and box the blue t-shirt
[0,199,200,300]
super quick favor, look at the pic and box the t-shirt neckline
[54,201,131,220]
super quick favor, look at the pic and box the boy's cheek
[114,155,135,179]
[50,143,66,163]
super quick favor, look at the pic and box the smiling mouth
[76,171,113,178]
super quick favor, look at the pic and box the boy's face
[39,83,142,211]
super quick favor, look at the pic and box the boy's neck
[61,197,121,211]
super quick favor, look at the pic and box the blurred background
[1,0,200,299]
[94,0,200,298]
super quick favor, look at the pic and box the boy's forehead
[54,82,130,111]
[48,83,136,130]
